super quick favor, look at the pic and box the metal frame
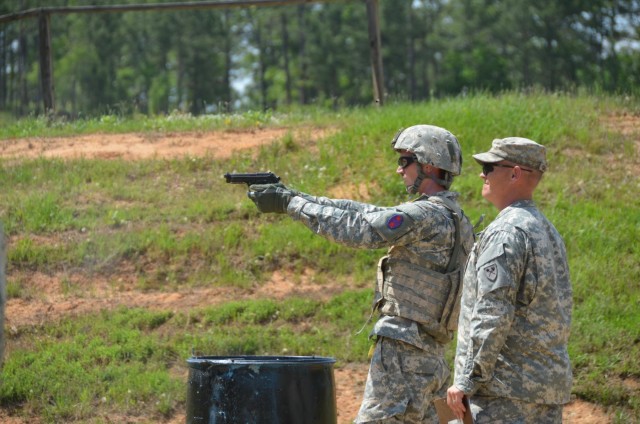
[0,0,384,113]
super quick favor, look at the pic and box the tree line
[1,0,639,117]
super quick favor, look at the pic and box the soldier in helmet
[248,125,475,423]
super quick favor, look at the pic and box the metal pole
[366,0,384,106]
[38,11,55,114]
[0,1,338,23]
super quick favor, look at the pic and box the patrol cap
[473,137,547,173]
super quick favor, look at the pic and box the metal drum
[186,355,337,424]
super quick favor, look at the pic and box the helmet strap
[407,164,427,194]
[430,172,453,190]
[407,167,453,193]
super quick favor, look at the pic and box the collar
[497,199,536,218]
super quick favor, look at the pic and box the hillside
[3,118,634,422]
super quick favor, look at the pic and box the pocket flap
[476,242,504,268]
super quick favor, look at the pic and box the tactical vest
[374,196,470,344]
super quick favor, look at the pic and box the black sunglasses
[397,156,418,169]
[482,163,533,175]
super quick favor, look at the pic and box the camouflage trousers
[470,396,563,424]
[354,337,449,424]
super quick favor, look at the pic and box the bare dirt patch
[601,113,640,175]
[0,127,328,161]
[1,127,619,423]
[603,112,640,136]
[5,268,348,331]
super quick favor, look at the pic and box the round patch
[386,214,404,230]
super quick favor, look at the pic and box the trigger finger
[249,184,269,191]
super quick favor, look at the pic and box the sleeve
[455,228,527,394]
[295,192,387,215]
[287,195,444,249]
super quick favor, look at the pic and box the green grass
[0,91,639,422]
[0,297,373,421]
[0,108,319,139]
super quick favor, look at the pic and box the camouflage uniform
[469,396,563,424]
[287,190,474,423]
[453,138,572,424]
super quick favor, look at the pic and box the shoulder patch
[483,263,498,281]
[386,214,404,230]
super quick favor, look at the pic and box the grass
[0,91,639,422]
[0,297,373,421]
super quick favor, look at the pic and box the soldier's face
[480,161,513,206]
[396,150,419,187]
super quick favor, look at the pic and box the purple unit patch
[387,214,404,229]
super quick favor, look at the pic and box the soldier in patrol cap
[447,137,573,423]
[249,125,475,423]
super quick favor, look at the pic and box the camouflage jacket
[287,191,473,349]
[453,200,573,404]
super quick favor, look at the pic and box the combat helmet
[391,125,462,192]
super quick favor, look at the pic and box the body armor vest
[374,196,470,344]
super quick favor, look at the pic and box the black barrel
[186,355,337,424]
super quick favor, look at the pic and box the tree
[1,0,639,116]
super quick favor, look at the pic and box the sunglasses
[482,163,533,175]
[397,156,418,169]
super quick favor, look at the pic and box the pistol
[224,172,281,187]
